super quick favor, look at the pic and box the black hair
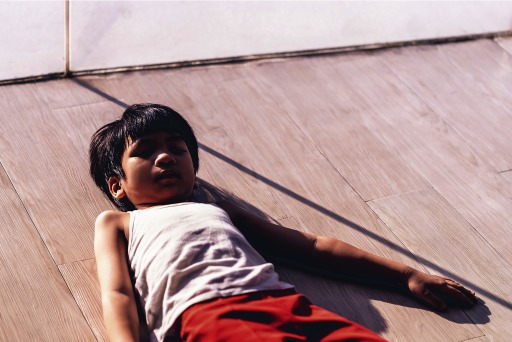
[89,103,199,211]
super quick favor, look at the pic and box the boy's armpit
[216,200,316,261]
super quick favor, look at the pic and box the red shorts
[177,289,387,341]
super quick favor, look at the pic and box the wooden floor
[1,37,511,341]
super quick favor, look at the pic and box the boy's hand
[405,269,478,311]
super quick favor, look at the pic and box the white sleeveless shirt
[128,202,293,341]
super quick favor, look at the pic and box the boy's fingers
[440,283,477,307]
[444,280,478,303]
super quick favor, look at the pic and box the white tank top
[128,202,293,341]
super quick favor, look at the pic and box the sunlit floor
[0,37,511,341]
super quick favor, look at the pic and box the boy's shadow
[138,179,490,340]
[274,265,491,330]
[193,180,491,328]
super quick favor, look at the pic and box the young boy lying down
[90,103,477,341]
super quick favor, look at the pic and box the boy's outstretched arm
[219,201,477,311]
[311,235,477,310]
[95,211,139,342]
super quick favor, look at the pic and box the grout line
[363,187,434,204]
[458,334,487,342]
[58,257,96,267]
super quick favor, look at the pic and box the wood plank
[52,101,123,164]
[243,57,431,202]
[0,82,115,264]
[83,66,484,341]
[59,259,107,342]
[37,78,110,110]
[370,42,512,262]
[368,189,511,341]
[0,163,96,341]
[381,39,512,173]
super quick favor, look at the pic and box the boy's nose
[155,152,176,166]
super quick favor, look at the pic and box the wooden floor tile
[369,189,511,341]
[0,164,96,341]
[0,83,112,264]
[249,57,431,202]
[375,42,512,262]
[380,39,512,173]
[38,78,110,110]
[59,259,107,342]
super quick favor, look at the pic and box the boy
[90,103,477,342]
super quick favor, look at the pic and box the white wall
[2,1,512,81]
[0,1,65,81]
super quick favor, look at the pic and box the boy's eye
[131,145,186,158]
[132,147,153,158]
[169,146,187,155]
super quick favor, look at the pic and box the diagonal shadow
[73,78,129,108]
[198,143,509,310]
[73,78,510,310]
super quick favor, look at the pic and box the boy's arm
[311,236,477,310]
[218,201,477,311]
[94,211,139,342]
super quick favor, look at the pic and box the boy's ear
[108,176,126,199]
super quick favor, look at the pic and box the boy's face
[111,131,196,209]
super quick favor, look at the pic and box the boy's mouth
[156,170,180,180]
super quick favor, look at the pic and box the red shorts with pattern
[177,289,387,341]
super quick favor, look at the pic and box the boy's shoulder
[215,200,243,221]
[95,210,130,233]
